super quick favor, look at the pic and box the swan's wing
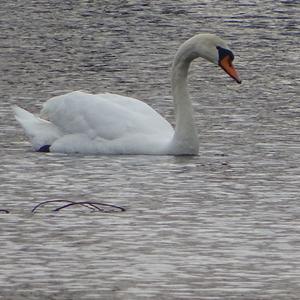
[98,92,159,115]
[41,91,173,141]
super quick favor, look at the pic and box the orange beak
[219,55,241,84]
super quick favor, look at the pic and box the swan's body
[14,91,174,154]
[14,33,241,155]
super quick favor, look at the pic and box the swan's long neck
[170,39,200,155]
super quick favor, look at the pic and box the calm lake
[0,0,299,299]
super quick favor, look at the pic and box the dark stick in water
[31,200,126,213]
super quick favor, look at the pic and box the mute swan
[14,33,241,155]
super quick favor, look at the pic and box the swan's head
[182,33,241,84]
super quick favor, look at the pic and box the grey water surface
[0,0,299,299]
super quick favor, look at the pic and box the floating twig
[31,200,77,213]
[54,201,125,212]
[53,202,104,212]
[87,201,126,212]
[31,200,126,213]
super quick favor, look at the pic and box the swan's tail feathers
[13,105,62,152]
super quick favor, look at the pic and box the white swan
[14,33,241,155]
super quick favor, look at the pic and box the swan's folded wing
[41,91,173,141]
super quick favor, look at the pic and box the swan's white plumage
[13,105,62,150]
[42,91,173,139]
[15,91,174,154]
[14,33,240,155]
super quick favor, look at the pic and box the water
[0,0,299,299]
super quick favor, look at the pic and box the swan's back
[42,91,173,141]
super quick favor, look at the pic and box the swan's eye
[217,46,234,62]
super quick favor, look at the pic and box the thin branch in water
[31,200,77,213]
[84,201,126,212]
[53,202,105,212]
[31,200,126,213]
